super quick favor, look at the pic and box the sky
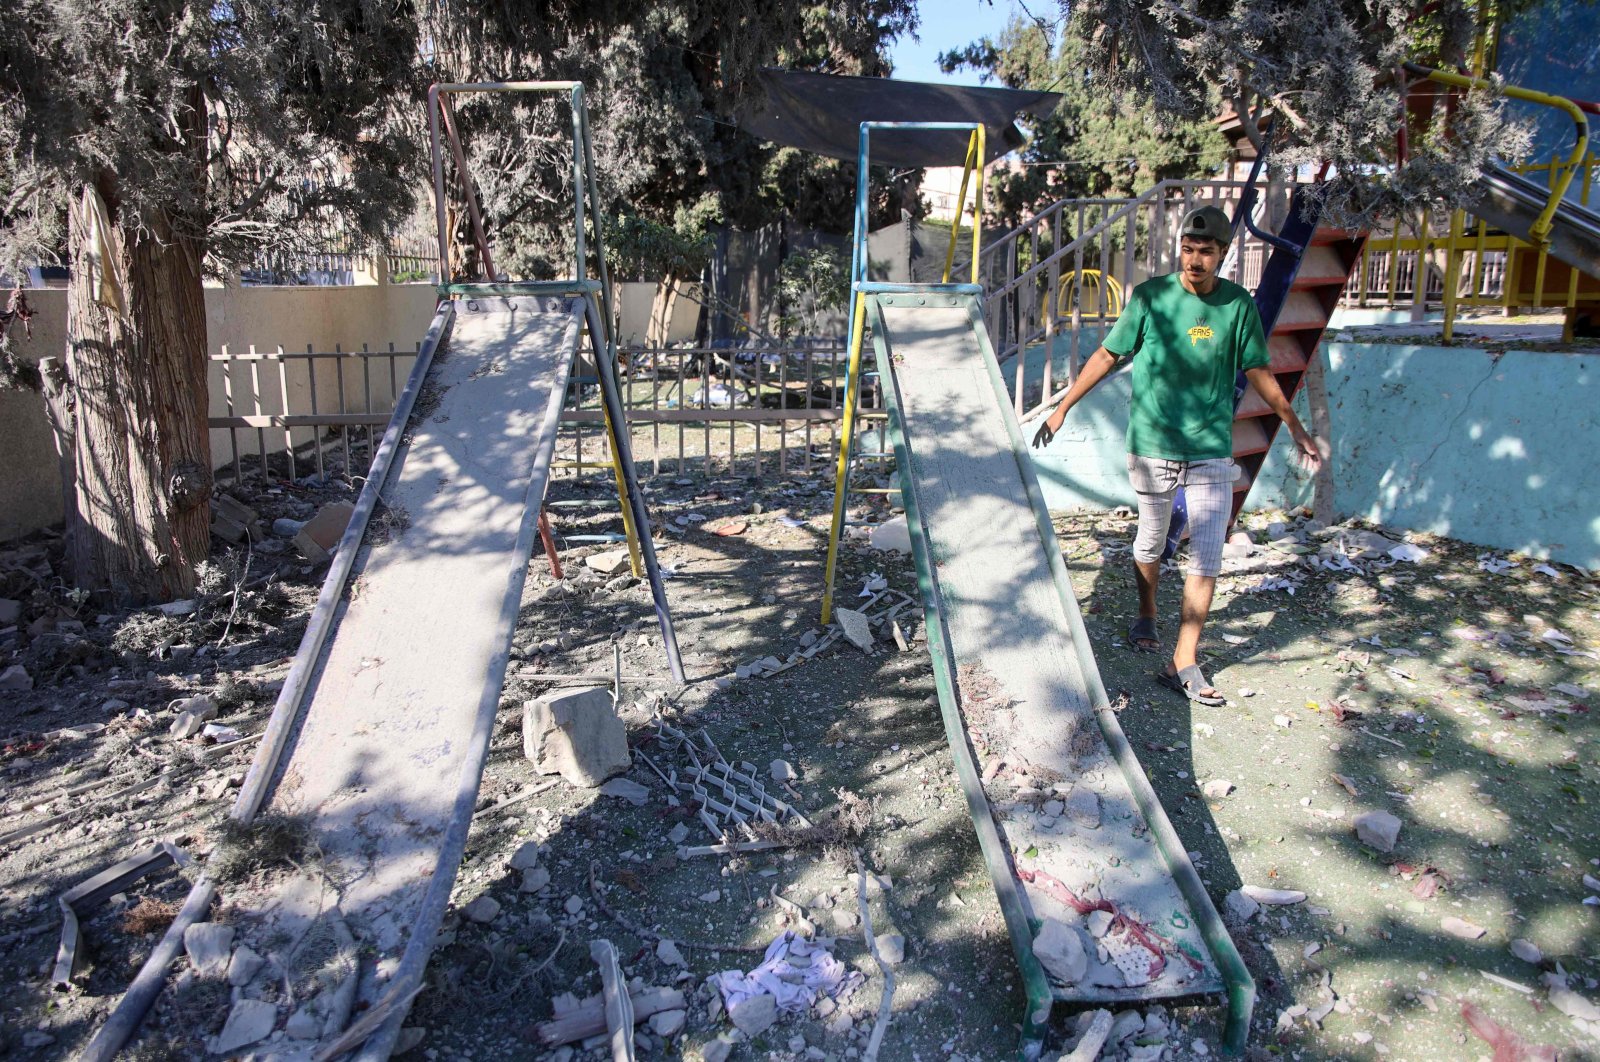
[887,0,1035,85]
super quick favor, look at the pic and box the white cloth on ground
[711,931,861,1014]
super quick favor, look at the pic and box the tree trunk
[1304,341,1336,524]
[65,188,212,603]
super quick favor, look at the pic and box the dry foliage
[121,896,181,935]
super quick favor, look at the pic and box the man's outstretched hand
[1031,420,1056,449]
[1293,430,1323,471]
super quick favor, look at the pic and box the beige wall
[0,284,439,542]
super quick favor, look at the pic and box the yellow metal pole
[971,126,986,285]
[943,132,979,284]
[821,291,870,625]
[1442,209,1464,342]
[598,342,645,578]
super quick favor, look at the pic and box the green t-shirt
[1101,273,1270,462]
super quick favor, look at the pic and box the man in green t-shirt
[1030,206,1319,705]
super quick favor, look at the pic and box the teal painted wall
[1028,343,1600,570]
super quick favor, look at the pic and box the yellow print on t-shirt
[1187,324,1214,346]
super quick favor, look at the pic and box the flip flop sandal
[1157,664,1225,706]
[1126,616,1161,654]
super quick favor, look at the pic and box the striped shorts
[1127,454,1238,577]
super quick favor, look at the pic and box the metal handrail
[1404,63,1590,249]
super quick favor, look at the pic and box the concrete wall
[1028,341,1600,570]
[1,284,438,541]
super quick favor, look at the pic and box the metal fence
[208,341,855,484]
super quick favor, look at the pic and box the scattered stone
[21,1032,55,1049]
[1549,985,1600,1022]
[831,907,859,931]
[214,998,277,1054]
[564,896,584,916]
[1353,810,1402,853]
[463,896,501,924]
[0,664,33,692]
[292,500,356,561]
[183,922,235,977]
[1108,1009,1144,1045]
[1062,1009,1114,1061]
[728,993,778,1036]
[168,694,219,739]
[1086,910,1114,937]
[1237,687,1256,698]
[272,517,306,538]
[649,1009,687,1038]
[285,1005,322,1039]
[868,516,912,555]
[1064,788,1101,829]
[667,823,690,845]
[520,867,551,893]
[1202,779,1234,799]
[1031,919,1088,984]
[585,549,632,576]
[156,599,198,617]
[703,1037,736,1062]
[1242,885,1307,905]
[395,1027,426,1055]
[523,686,631,787]
[875,933,905,965]
[604,574,637,593]
[656,939,686,966]
[509,841,542,871]
[226,946,264,987]
[835,607,874,652]
[1224,890,1261,923]
[769,759,797,783]
[1273,714,1292,728]
[698,890,721,903]
[1510,939,1543,964]
[1441,916,1485,940]
[599,777,650,806]
[848,871,892,896]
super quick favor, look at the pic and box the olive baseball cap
[1179,205,1232,244]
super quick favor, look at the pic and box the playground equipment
[822,123,1251,1057]
[83,82,681,1061]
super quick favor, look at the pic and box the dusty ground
[0,449,1596,1062]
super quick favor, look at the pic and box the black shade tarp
[739,69,1061,169]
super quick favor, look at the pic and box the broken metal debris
[51,841,190,989]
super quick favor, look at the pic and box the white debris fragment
[1242,885,1307,905]
[835,607,874,652]
[1388,542,1429,563]
[1353,810,1402,853]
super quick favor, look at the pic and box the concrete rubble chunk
[0,664,32,692]
[667,822,690,845]
[835,607,874,652]
[1242,885,1307,905]
[1223,890,1261,923]
[168,694,219,739]
[650,1009,687,1037]
[272,517,306,538]
[509,841,542,871]
[868,515,912,555]
[395,1027,427,1055]
[1549,986,1600,1022]
[293,499,355,562]
[1510,939,1543,964]
[183,922,235,977]
[1064,788,1101,829]
[213,998,277,1054]
[1062,1009,1114,1062]
[703,1037,735,1062]
[1353,809,1402,852]
[769,759,797,782]
[656,938,686,966]
[1108,1008,1145,1044]
[520,867,551,893]
[1086,910,1114,938]
[1202,779,1234,799]
[729,992,778,1036]
[1031,919,1088,984]
[226,945,265,987]
[285,1005,322,1039]
[523,686,631,787]
[875,933,905,965]
[1440,916,1485,940]
[600,777,650,806]
[585,549,631,576]
[463,895,501,924]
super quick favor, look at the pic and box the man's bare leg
[1169,573,1218,696]
[1133,558,1160,650]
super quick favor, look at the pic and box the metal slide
[865,291,1251,1053]
[84,83,684,1062]
[1473,163,1600,277]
